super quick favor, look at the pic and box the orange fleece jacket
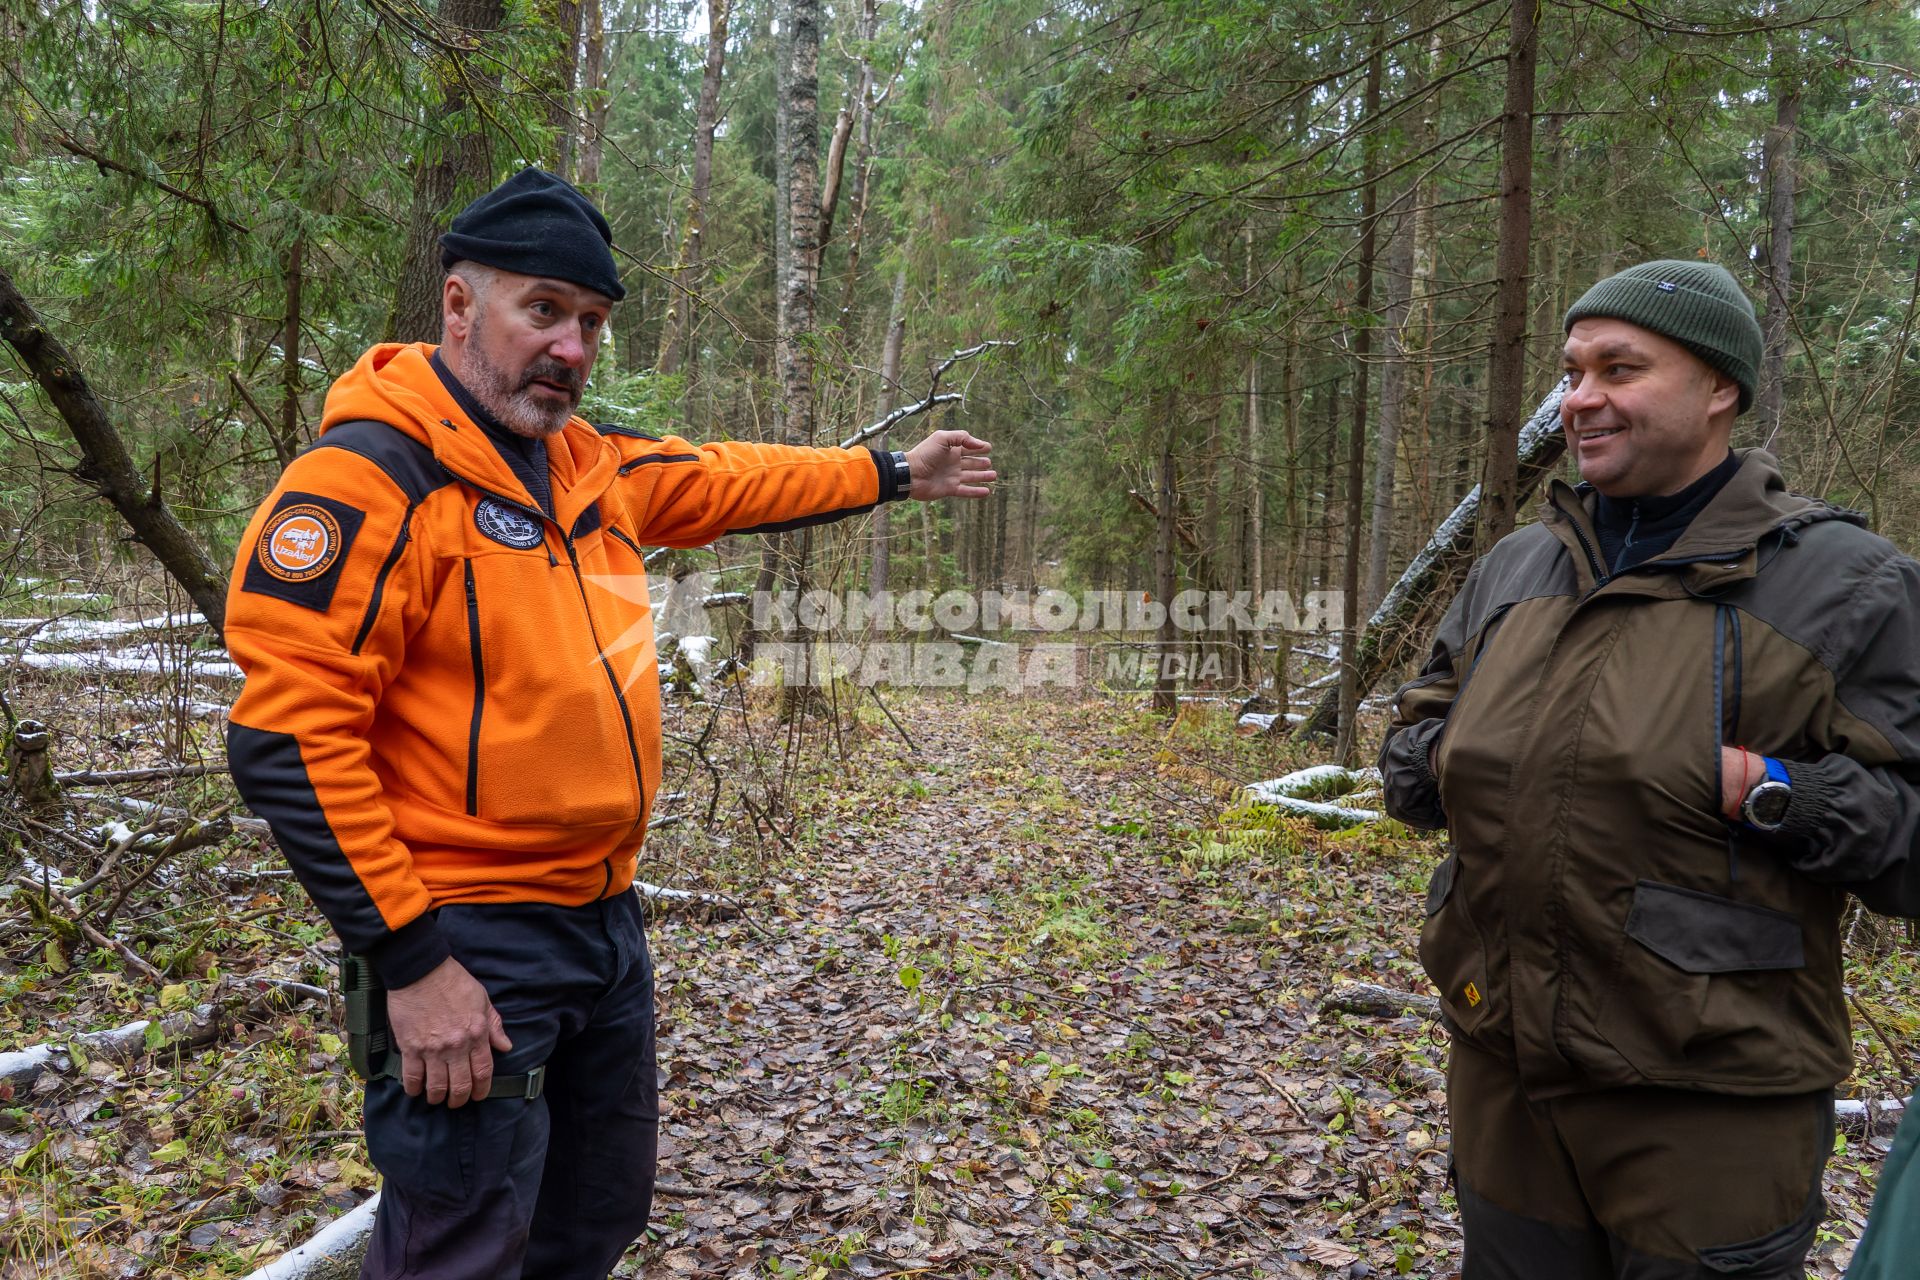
[225,343,893,984]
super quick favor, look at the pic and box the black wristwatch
[888,449,912,496]
[1741,756,1792,832]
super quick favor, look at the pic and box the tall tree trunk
[868,267,908,602]
[657,0,731,376]
[837,0,883,325]
[1335,31,1382,768]
[1758,81,1800,437]
[545,0,585,180]
[0,267,228,632]
[1365,194,1413,612]
[278,232,304,469]
[773,0,821,709]
[1476,0,1538,554]
[779,0,820,442]
[387,0,506,344]
[1152,396,1179,713]
[576,0,608,188]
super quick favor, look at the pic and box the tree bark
[657,0,731,377]
[837,0,883,325]
[0,266,228,633]
[1365,195,1413,613]
[777,0,820,443]
[386,0,506,344]
[576,0,608,188]
[868,267,908,604]
[1335,31,1382,769]
[1758,81,1800,437]
[278,232,305,469]
[1152,395,1179,713]
[544,0,585,181]
[1476,0,1538,554]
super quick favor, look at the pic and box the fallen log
[1319,981,1441,1020]
[1296,382,1567,740]
[0,976,328,1091]
[237,1193,378,1280]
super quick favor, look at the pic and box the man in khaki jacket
[1380,260,1920,1278]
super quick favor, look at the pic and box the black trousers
[359,893,658,1280]
[1450,1036,1831,1280]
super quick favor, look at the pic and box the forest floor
[0,663,1913,1279]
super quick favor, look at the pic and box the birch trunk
[868,268,909,603]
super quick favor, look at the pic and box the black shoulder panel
[311,420,455,504]
[595,421,665,442]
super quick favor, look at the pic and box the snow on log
[1298,381,1567,739]
[1244,765,1384,829]
[236,1193,378,1280]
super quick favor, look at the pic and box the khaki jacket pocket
[1596,880,1807,1088]
[1418,851,1495,1036]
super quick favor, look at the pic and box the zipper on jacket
[563,537,648,838]
[464,558,485,816]
[1567,515,1609,590]
[1716,603,1744,886]
[351,503,418,656]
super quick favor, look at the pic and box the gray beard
[464,344,576,439]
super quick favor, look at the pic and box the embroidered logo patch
[259,504,343,582]
[475,498,544,549]
[1463,981,1483,1008]
[1656,280,1677,293]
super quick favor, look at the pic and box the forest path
[636,695,1460,1279]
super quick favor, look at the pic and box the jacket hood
[319,342,617,532]
[1547,448,1863,563]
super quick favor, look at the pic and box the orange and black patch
[242,491,365,612]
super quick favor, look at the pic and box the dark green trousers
[1449,1036,1832,1279]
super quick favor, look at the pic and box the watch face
[1749,782,1791,827]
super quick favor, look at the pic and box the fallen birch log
[1244,765,1384,829]
[237,1193,379,1280]
[1297,382,1568,740]
[1,977,328,1090]
[1319,981,1442,1020]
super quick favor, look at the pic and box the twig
[56,761,227,785]
[838,392,963,450]
[837,340,1016,449]
[94,803,235,928]
[17,870,164,983]
[1849,989,1918,1082]
[865,685,917,752]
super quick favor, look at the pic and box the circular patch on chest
[475,498,545,549]
[259,504,343,582]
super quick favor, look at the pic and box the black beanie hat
[439,168,627,302]
[1564,259,1762,414]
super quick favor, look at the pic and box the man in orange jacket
[225,168,994,1278]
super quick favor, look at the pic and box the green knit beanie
[1564,259,1762,414]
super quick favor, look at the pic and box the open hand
[904,429,996,499]
[386,956,512,1108]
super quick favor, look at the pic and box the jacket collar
[1541,449,1863,594]
[317,343,618,533]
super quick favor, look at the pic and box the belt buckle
[522,1065,546,1101]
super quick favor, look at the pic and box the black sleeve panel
[1777,553,1920,918]
[227,722,451,986]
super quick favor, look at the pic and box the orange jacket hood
[322,342,617,536]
